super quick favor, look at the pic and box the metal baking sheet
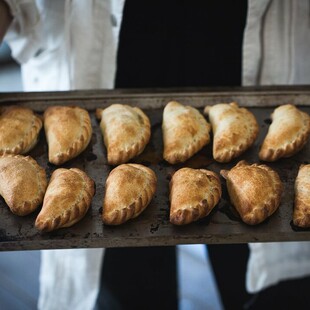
[0,86,309,251]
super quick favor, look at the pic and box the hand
[0,0,13,43]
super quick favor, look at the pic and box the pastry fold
[204,102,259,163]
[293,164,310,228]
[102,164,157,225]
[0,155,47,216]
[169,168,221,225]
[162,101,211,164]
[0,106,42,155]
[259,104,310,161]
[221,161,283,225]
[96,104,151,165]
[35,168,95,232]
[44,106,92,165]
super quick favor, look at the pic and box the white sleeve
[38,248,105,310]
[3,0,42,63]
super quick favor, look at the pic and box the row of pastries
[0,102,309,232]
[1,102,309,164]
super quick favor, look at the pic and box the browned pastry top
[259,104,310,161]
[170,167,222,225]
[96,104,151,165]
[221,160,283,225]
[44,106,92,165]
[162,101,211,164]
[0,106,42,155]
[102,163,157,225]
[35,168,95,232]
[0,154,47,216]
[293,164,310,228]
[204,102,259,163]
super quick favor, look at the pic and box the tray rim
[0,85,310,251]
[1,85,310,108]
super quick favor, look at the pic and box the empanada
[162,101,211,164]
[220,161,283,225]
[259,104,310,161]
[96,104,151,165]
[0,155,47,216]
[204,102,259,163]
[102,164,156,225]
[44,106,92,165]
[169,168,221,225]
[35,168,95,232]
[0,106,42,155]
[293,164,310,228]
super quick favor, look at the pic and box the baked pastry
[169,168,221,225]
[35,168,95,232]
[102,164,157,225]
[220,160,283,225]
[0,154,47,216]
[0,106,42,155]
[44,106,92,165]
[204,102,259,163]
[293,164,310,228]
[259,104,310,161]
[162,101,211,164]
[96,104,151,165]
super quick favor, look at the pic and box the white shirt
[4,0,310,308]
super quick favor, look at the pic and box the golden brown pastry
[204,102,259,163]
[102,164,157,225]
[44,106,92,165]
[0,154,47,216]
[293,164,310,228]
[162,101,211,164]
[259,104,310,161]
[96,104,151,165]
[169,168,221,225]
[220,160,283,225]
[35,168,95,232]
[0,106,42,155]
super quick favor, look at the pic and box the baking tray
[0,86,309,251]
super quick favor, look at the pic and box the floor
[0,42,223,310]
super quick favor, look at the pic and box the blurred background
[0,42,222,310]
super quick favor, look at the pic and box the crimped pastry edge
[102,164,157,225]
[97,105,151,165]
[205,102,259,163]
[0,154,47,216]
[35,168,95,232]
[221,161,283,225]
[259,105,310,162]
[0,106,42,155]
[163,101,211,164]
[169,168,222,225]
[293,164,310,228]
[45,106,92,165]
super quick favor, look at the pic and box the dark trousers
[97,247,178,310]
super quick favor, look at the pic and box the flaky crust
[96,104,151,165]
[204,102,259,163]
[0,155,47,216]
[293,164,310,228]
[35,168,95,232]
[44,106,92,165]
[169,168,221,225]
[102,164,157,225]
[163,101,211,164]
[220,161,283,225]
[259,104,310,161]
[0,106,42,155]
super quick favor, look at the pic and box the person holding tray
[1,1,310,310]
